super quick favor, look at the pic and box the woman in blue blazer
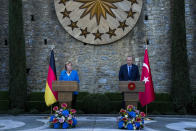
[59,61,79,107]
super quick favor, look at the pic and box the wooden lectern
[52,81,78,106]
[119,81,145,107]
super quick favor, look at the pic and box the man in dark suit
[119,56,140,81]
[119,56,140,108]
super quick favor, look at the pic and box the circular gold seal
[54,0,143,45]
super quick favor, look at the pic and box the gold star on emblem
[128,0,138,5]
[93,30,103,40]
[106,27,116,38]
[126,8,136,18]
[60,8,71,19]
[80,27,90,38]
[58,0,68,5]
[76,0,123,25]
[118,20,128,31]
[68,20,78,30]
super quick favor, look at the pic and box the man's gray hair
[127,56,133,58]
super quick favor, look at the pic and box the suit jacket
[119,64,140,81]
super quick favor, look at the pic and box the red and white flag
[139,48,155,107]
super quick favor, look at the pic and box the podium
[119,81,145,107]
[52,81,78,106]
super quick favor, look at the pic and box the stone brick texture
[0,0,195,94]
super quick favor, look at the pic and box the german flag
[44,50,58,106]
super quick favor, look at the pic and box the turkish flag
[139,48,155,107]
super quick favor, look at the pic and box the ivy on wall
[171,0,192,113]
[8,0,27,110]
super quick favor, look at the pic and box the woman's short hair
[65,61,72,70]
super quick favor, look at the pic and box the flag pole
[144,39,152,120]
[145,39,148,49]
[146,104,148,117]
[145,39,148,118]
[51,105,53,115]
[47,105,53,120]
[51,45,55,51]
[145,104,152,120]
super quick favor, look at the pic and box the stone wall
[0,0,195,94]
[143,0,171,93]
[185,0,196,93]
[0,0,8,91]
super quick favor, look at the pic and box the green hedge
[137,93,173,114]
[0,91,195,114]
[0,91,9,111]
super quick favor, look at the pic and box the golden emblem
[76,0,123,25]
[54,0,143,45]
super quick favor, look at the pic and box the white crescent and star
[143,76,149,84]
[143,63,149,73]
[142,63,150,84]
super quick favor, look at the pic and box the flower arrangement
[118,105,146,130]
[49,103,77,129]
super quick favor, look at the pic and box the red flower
[70,109,76,114]
[136,117,142,122]
[53,106,58,111]
[68,119,73,125]
[52,118,58,123]
[122,117,128,122]
[140,112,146,117]
[61,103,68,108]
[127,105,133,110]
[120,109,126,113]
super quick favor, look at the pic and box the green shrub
[79,94,111,114]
